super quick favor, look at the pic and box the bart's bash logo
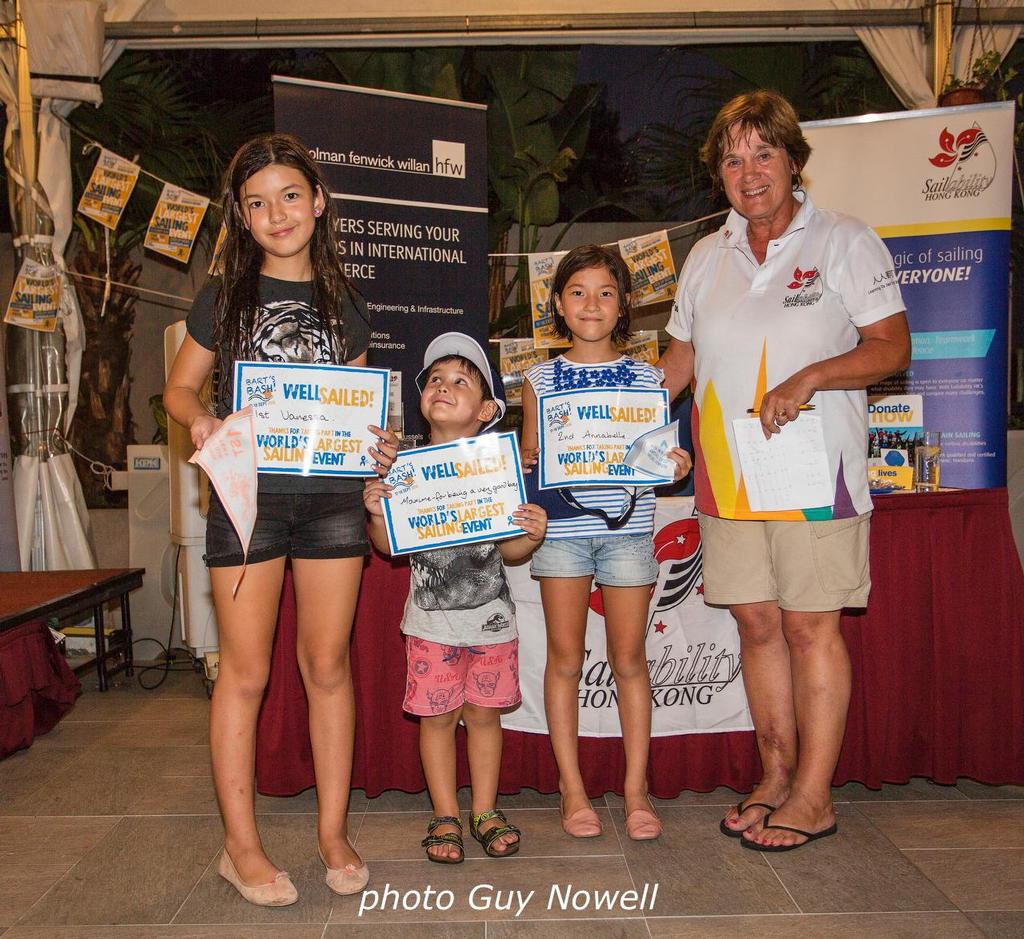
[547,401,571,432]
[923,123,995,201]
[389,462,416,493]
[783,265,822,308]
[243,374,276,406]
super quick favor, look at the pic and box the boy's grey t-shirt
[401,542,517,646]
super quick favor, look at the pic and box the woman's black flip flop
[719,800,776,838]
[739,813,838,852]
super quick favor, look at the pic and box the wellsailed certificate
[233,361,389,477]
[538,387,671,488]
[382,432,527,555]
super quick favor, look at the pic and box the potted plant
[940,49,1003,107]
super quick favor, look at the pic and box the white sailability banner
[803,102,1014,488]
[803,102,1014,228]
[503,497,752,737]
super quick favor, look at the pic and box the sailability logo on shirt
[923,123,996,201]
[782,265,822,308]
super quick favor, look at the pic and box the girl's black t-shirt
[186,274,372,495]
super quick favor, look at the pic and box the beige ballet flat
[218,849,298,907]
[625,806,663,841]
[318,843,369,896]
[560,798,603,838]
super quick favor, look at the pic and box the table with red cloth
[255,488,1024,797]
[0,622,81,758]
[0,568,144,757]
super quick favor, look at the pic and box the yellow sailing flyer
[232,361,389,477]
[381,432,527,555]
[4,259,61,332]
[538,387,671,488]
[618,230,677,306]
[620,330,660,365]
[144,183,210,263]
[528,251,570,350]
[499,338,547,407]
[77,149,141,230]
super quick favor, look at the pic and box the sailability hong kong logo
[782,266,822,308]
[923,123,995,201]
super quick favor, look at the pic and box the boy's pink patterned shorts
[402,636,521,716]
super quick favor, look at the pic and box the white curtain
[0,324,19,571]
[835,0,1022,110]
[950,19,1021,91]
[13,453,96,570]
[30,2,145,430]
[834,0,935,108]
[1,0,145,569]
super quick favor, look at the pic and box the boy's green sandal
[422,815,464,864]
[471,809,521,859]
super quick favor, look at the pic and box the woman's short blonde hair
[701,90,812,191]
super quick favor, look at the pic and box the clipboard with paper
[731,416,833,512]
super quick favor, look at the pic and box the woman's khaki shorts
[697,512,872,612]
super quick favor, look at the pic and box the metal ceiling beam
[105,10,931,42]
[101,6,1024,43]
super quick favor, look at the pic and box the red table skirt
[256,488,1024,797]
[0,620,82,758]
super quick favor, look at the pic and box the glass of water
[914,431,942,492]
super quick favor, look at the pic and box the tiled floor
[2,667,1022,938]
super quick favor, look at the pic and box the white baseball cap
[415,331,506,430]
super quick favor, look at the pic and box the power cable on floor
[134,544,200,690]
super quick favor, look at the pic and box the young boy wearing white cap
[363,332,547,864]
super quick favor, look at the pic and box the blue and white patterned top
[525,355,665,539]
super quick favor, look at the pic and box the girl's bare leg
[539,576,593,818]
[293,556,364,869]
[209,557,286,885]
[601,584,656,817]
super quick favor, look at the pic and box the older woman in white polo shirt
[658,90,910,852]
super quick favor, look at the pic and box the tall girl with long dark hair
[165,134,397,906]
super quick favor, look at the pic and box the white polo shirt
[668,191,904,520]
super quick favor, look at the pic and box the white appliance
[164,322,219,676]
[126,444,176,653]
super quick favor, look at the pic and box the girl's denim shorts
[529,532,658,587]
[204,488,368,567]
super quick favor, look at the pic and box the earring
[314,208,322,217]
